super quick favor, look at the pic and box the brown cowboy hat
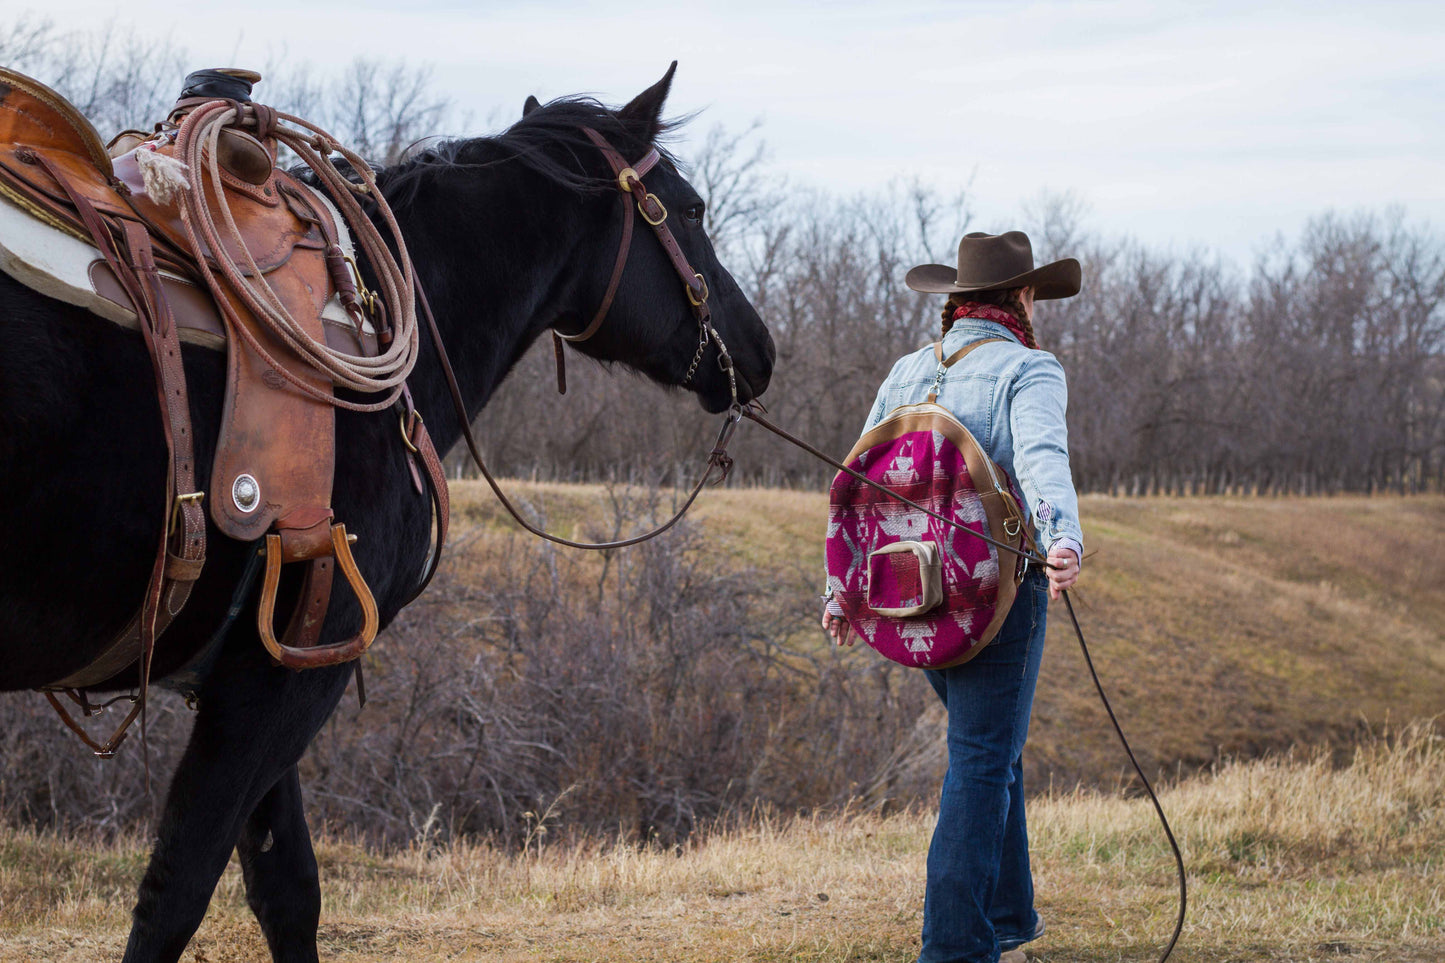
[905,231,1081,300]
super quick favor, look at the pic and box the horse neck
[390,164,587,450]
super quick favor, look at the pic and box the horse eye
[684,203,705,223]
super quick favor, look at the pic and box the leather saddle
[0,66,408,708]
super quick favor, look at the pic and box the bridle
[548,127,737,404]
[417,126,745,558]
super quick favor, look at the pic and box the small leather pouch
[867,540,942,617]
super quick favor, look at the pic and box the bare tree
[320,59,452,165]
[2,21,452,161]
[1,17,185,136]
[688,120,779,258]
[6,19,1442,494]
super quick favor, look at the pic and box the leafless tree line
[484,179,1445,496]
[1039,206,1445,495]
[8,17,1440,494]
[1,17,451,164]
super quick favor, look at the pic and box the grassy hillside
[450,484,1445,790]
[2,489,1442,960]
[3,723,1440,961]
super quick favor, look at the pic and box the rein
[739,405,1185,963]
[419,126,744,552]
[412,126,1183,961]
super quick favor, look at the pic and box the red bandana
[952,302,1033,348]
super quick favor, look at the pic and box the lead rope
[417,285,743,551]
[737,407,1185,963]
[421,262,1182,953]
[403,118,1180,954]
[1062,591,1185,963]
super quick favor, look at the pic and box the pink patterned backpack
[826,339,1036,669]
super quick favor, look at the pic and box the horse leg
[236,765,322,963]
[121,660,350,963]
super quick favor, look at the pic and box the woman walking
[823,231,1084,963]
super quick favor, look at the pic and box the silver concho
[232,474,260,513]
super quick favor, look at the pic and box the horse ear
[618,61,677,142]
[522,95,542,117]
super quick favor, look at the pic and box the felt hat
[905,231,1081,300]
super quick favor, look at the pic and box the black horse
[0,66,773,962]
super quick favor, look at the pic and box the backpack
[825,339,1037,669]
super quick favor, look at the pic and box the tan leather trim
[927,573,1021,670]
[846,405,990,480]
[843,402,1034,665]
[850,403,1032,561]
[930,337,1006,366]
[928,338,1006,401]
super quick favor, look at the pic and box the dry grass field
[3,722,1441,961]
[2,488,1443,960]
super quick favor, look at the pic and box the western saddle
[0,66,449,753]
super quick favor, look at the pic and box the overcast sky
[11,0,1445,263]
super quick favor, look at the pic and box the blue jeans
[919,571,1048,963]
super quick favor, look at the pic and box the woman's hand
[821,610,854,646]
[1045,547,1079,600]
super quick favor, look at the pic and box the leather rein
[416,126,745,554]
[432,167,1188,960]
[324,124,1189,961]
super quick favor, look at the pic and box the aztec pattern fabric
[826,403,1028,669]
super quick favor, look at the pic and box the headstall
[549,127,736,405]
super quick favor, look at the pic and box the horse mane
[376,97,685,210]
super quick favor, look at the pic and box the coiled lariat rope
[172,100,419,410]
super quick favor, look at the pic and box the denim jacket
[863,318,1084,562]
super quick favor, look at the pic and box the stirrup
[257,510,378,669]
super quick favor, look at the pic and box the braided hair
[940,287,1039,348]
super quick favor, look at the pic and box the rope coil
[171,100,420,411]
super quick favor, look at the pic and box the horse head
[515,64,775,413]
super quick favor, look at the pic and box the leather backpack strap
[927,338,1007,403]
[940,337,1007,368]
